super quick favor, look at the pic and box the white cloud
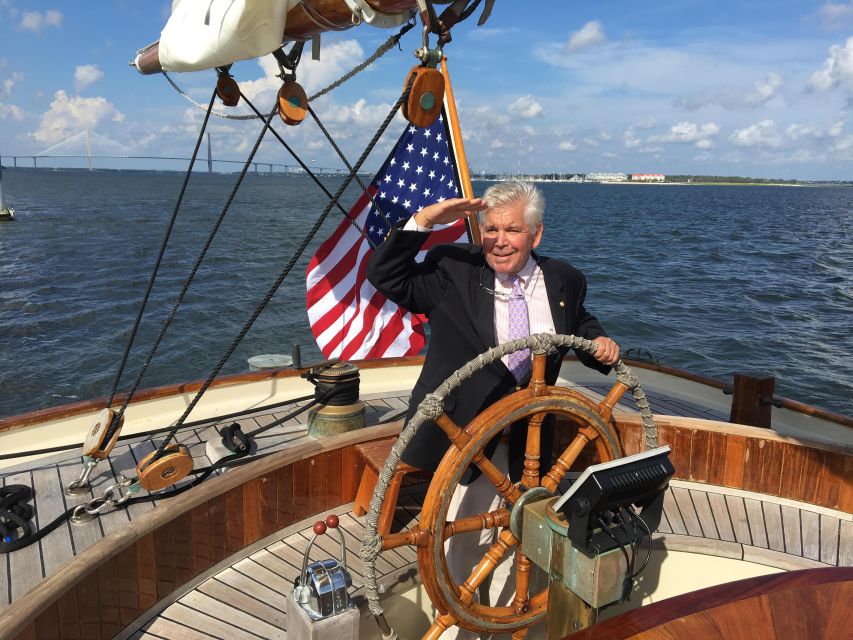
[19,10,62,33]
[558,140,577,151]
[809,37,853,92]
[239,40,365,105]
[565,21,606,53]
[0,102,25,121]
[786,120,845,140]
[623,129,641,148]
[490,139,507,150]
[819,2,853,28]
[508,95,543,119]
[31,90,124,144]
[321,98,395,128]
[745,72,782,106]
[1,71,23,99]
[649,121,720,148]
[730,119,783,148]
[74,65,103,92]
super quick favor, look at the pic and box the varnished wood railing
[1,423,403,640]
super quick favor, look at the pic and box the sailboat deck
[0,383,840,622]
[121,480,851,640]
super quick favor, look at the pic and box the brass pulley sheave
[135,444,194,492]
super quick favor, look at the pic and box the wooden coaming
[615,414,852,513]
[1,424,399,640]
[1,389,850,640]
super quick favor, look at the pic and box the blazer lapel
[472,263,497,350]
[541,257,569,335]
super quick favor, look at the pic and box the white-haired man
[367,181,619,638]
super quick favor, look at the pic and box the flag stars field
[307,112,470,359]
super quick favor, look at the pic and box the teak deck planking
[0,384,849,640]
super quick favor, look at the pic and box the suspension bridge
[0,130,346,175]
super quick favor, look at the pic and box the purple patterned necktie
[506,275,532,382]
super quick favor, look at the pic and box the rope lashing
[361,333,657,620]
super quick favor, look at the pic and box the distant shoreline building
[585,172,628,182]
[630,173,665,182]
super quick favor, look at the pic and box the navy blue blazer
[366,226,611,476]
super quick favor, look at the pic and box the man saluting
[366,180,619,637]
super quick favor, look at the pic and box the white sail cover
[159,0,299,72]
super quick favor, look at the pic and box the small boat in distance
[0,158,14,221]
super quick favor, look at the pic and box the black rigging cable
[150,84,412,460]
[102,103,280,446]
[106,90,218,408]
[238,97,377,248]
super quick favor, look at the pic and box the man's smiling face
[480,199,543,274]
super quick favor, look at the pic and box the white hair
[479,181,544,232]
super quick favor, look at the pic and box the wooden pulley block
[82,408,123,460]
[136,444,194,492]
[216,75,240,107]
[401,65,444,128]
[278,81,308,126]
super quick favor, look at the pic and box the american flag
[306,113,469,359]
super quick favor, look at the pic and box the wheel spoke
[456,529,518,605]
[444,508,510,539]
[530,352,548,395]
[470,449,523,505]
[382,525,429,550]
[596,380,629,421]
[541,427,598,493]
[422,613,456,640]
[512,551,532,614]
[522,412,546,489]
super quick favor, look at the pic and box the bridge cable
[106,89,218,408]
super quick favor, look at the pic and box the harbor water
[0,170,850,418]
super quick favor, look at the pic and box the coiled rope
[360,333,656,625]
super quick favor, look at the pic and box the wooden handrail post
[729,373,776,428]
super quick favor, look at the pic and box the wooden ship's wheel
[362,334,656,639]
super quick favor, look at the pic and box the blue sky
[1,1,853,179]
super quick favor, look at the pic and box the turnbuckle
[70,475,140,525]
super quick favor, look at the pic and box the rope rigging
[105,90,218,408]
[44,6,457,546]
[89,50,418,469]
[150,82,412,461]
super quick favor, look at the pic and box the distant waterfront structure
[585,172,628,182]
[631,173,666,182]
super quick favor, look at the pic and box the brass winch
[306,361,365,437]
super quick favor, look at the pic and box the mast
[0,149,6,210]
[441,57,481,245]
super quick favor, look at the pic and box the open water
[0,170,851,419]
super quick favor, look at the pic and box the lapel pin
[559,300,565,308]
